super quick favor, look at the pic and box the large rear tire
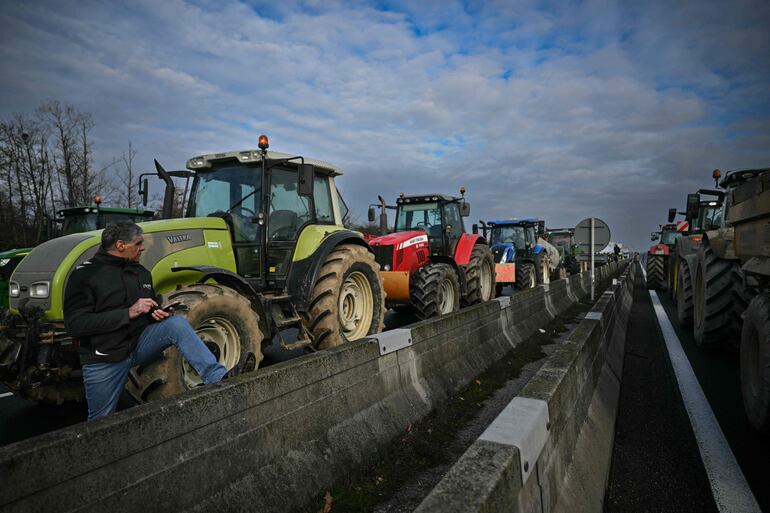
[303,244,386,350]
[740,293,770,434]
[515,262,536,290]
[646,254,666,290]
[693,243,738,347]
[126,284,264,403]
[676,256,695,326]
[411,263,461,319]
[461,244,496,306]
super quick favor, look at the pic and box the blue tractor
[476,218,554,295]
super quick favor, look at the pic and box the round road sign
[574,217,611,253]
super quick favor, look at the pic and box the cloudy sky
[1,0,768,251]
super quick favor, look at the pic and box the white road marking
[640,261,647,280]
[649,290,760,513]
[0,392,14,399]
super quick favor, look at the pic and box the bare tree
[113,141,144,209]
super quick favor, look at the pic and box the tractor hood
[9,217,231,320]
[491,243,516,263]
[368,231,428,249]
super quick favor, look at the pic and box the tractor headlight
[0,258,9,267]
[10,281,20,298]
[29,281,50,298]
[383,264,392,271]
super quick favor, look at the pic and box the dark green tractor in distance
[545,228,581,276]
[0,202,155,312]
[666,171,725,326]
[0,136,386,404]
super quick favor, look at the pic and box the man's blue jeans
[82,316,227,420]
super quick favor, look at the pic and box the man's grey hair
[101,222,143,250]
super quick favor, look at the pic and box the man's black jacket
[64,249,158,365]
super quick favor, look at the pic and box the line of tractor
[0,136,606,408]
[645,167,770,435]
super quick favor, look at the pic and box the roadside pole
[591,217,595,301]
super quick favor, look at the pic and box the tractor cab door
[442,202,464,256]
[265,167,314,289]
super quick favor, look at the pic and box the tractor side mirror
[651,232,658,241]
[537,220,545,235]
[460,202,470,217]
[139,178,149,207]
[667,208,677,223]
[368,206,375,223]
[298,164,314,197]
[686,193,699,221]
[472,223,478,234]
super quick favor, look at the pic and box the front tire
[411,263,461,319]
[126,284,264,403]
[535,252,550,285]
[461,244,496,306]
[515,262,536,290]
[303,244,386,350]
[676,256,695,326]
[740,293,770,434]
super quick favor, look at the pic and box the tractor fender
[702,227,736,260]
[171,265,270,337]
[286,230,369,312]
[454,234,485,265]
[648,243,671,256]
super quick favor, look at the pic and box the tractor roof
[487,218,539,226]
[186,150,342,176]
[719,167,769,188]
[58,206,155,217]
[396,193,459,203]
[547,228,573,235]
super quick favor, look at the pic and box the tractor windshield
[696,204,722,231]
[549,233,571,248]
[62,214,97,235]
[396,202,443,238]
[490,225,526,250]
[660,230,682,245]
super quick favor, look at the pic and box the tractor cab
[185,136,346,293]
[485,218,543,264]
[56,203,155,236]
[392,192,469,257]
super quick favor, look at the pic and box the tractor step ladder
[267,295,314,351]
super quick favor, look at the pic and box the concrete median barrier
[415,261,634,513]
[0,262,625,513]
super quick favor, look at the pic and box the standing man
[64,221,227,420]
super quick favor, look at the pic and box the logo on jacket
[166,234,191,244]
[142,283,152,289]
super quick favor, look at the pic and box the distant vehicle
[367,189,495,319]
[0,200,155,311]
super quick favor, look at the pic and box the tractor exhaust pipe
[155,159,175,219]
[377,195,388,235]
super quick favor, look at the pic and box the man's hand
[128,298,158,319]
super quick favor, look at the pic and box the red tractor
[646,222,685,289]
[367,189,496,319]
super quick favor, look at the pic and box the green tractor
[0,202,155,312]
[545,228,581,276]
[666,171,725,326]
[0,136,386,404]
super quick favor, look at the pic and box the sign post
[574,218,611,302]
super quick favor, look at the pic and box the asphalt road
[605,263,768,512]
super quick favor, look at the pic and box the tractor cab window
[336,189,350,224]
[62,214,97,235]
[443,203,463,239]
[525,226,537,245]
[269,168,312,241]
[491,226,526,250]
[697,205,722,231]
[660,231,681,245]
[549,233,571,248]
[396,202,442,239]
[314,175,334,224]
[189,165,262,242]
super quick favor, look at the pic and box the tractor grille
[372,245,394,269]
